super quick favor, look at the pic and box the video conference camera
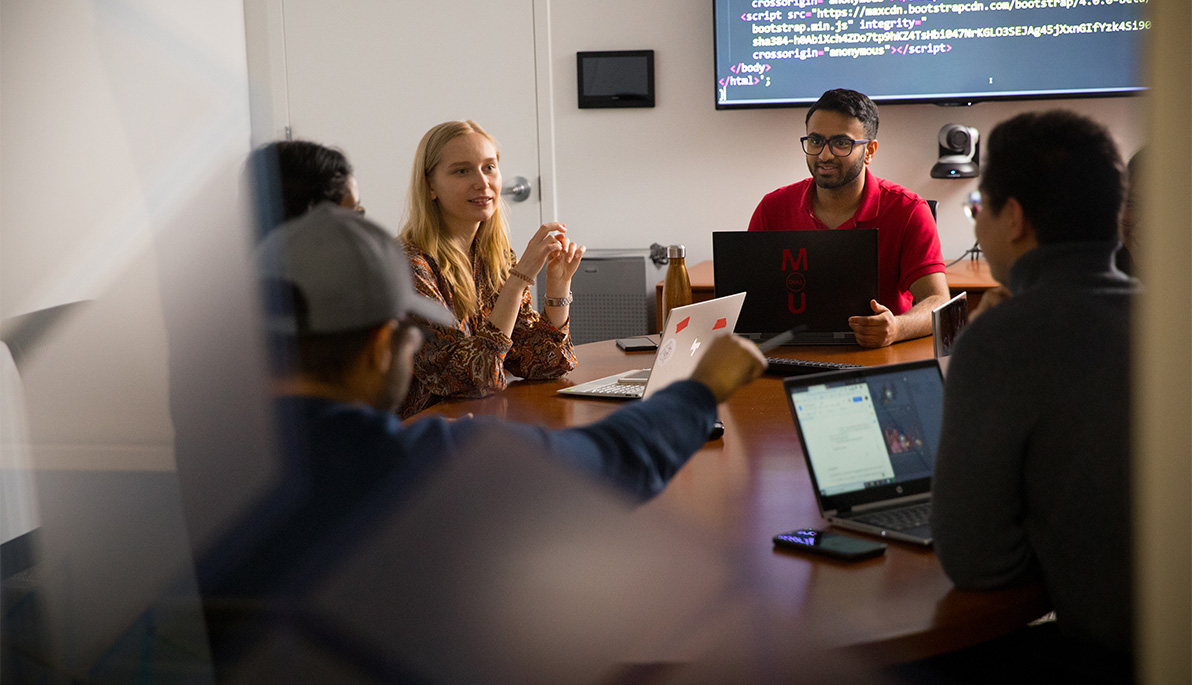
[930,124,980,179]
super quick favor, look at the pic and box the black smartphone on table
[616,337,658,352]
[773,528,886,562]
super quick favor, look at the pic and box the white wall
[0,0,260,676]
[0,0,257,471]
[545,0,1146,265]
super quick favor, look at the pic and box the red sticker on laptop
[675,316,690,333]
[713,318,727,330]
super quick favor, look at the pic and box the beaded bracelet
[508,268,534,287]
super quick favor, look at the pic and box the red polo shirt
[747,168,944,315]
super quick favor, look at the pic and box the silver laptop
[558,293,746,400]
[932,291,968,376]
[782,359,944,546]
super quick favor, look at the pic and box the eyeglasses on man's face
[801,134,872,157]
[963,190,982,221]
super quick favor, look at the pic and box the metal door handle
[502,176,533,203]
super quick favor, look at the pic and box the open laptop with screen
[782,359,944,546]
[558,293,746,400]
[932,291,969,376]
[713,230,878,345]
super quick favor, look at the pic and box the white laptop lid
[557,293,746,400]
[641,293,746,399]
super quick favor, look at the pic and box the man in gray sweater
[929,110,1137,681]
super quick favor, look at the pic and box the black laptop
[713,230,878,345]
[782,359,942,546]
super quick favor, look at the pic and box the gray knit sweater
[931,241,1137,657]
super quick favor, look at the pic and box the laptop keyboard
[583,383,644,398]
[852,502,932,531]
[765,357,863,376]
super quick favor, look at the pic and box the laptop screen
[784,360,943,509]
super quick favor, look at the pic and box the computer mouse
[708,420,725,441]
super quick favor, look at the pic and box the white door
[246,0,544,243]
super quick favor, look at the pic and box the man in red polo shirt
[748,89,948,348]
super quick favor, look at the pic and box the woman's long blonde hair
[399,120,513,322]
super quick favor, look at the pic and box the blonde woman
[398,120,584,417]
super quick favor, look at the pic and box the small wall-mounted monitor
[577,50,655,109]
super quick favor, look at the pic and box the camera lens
[946,128,971,150]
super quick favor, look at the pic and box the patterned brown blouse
[399,243,577,418]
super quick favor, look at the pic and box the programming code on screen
[713,0,1149,107]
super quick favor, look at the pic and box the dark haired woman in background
[248,140,363,235]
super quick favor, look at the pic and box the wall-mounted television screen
[713,0,1149,108]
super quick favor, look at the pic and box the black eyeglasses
[963,190,982,221]
[801,134,872,157]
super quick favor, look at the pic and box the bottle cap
[667,245,686,259]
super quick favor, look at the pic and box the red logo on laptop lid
[675,316,690,334]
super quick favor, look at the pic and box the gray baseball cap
[256,204,455,334]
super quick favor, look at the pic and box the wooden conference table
[412,337,1050,665]
[655,258,998,332]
